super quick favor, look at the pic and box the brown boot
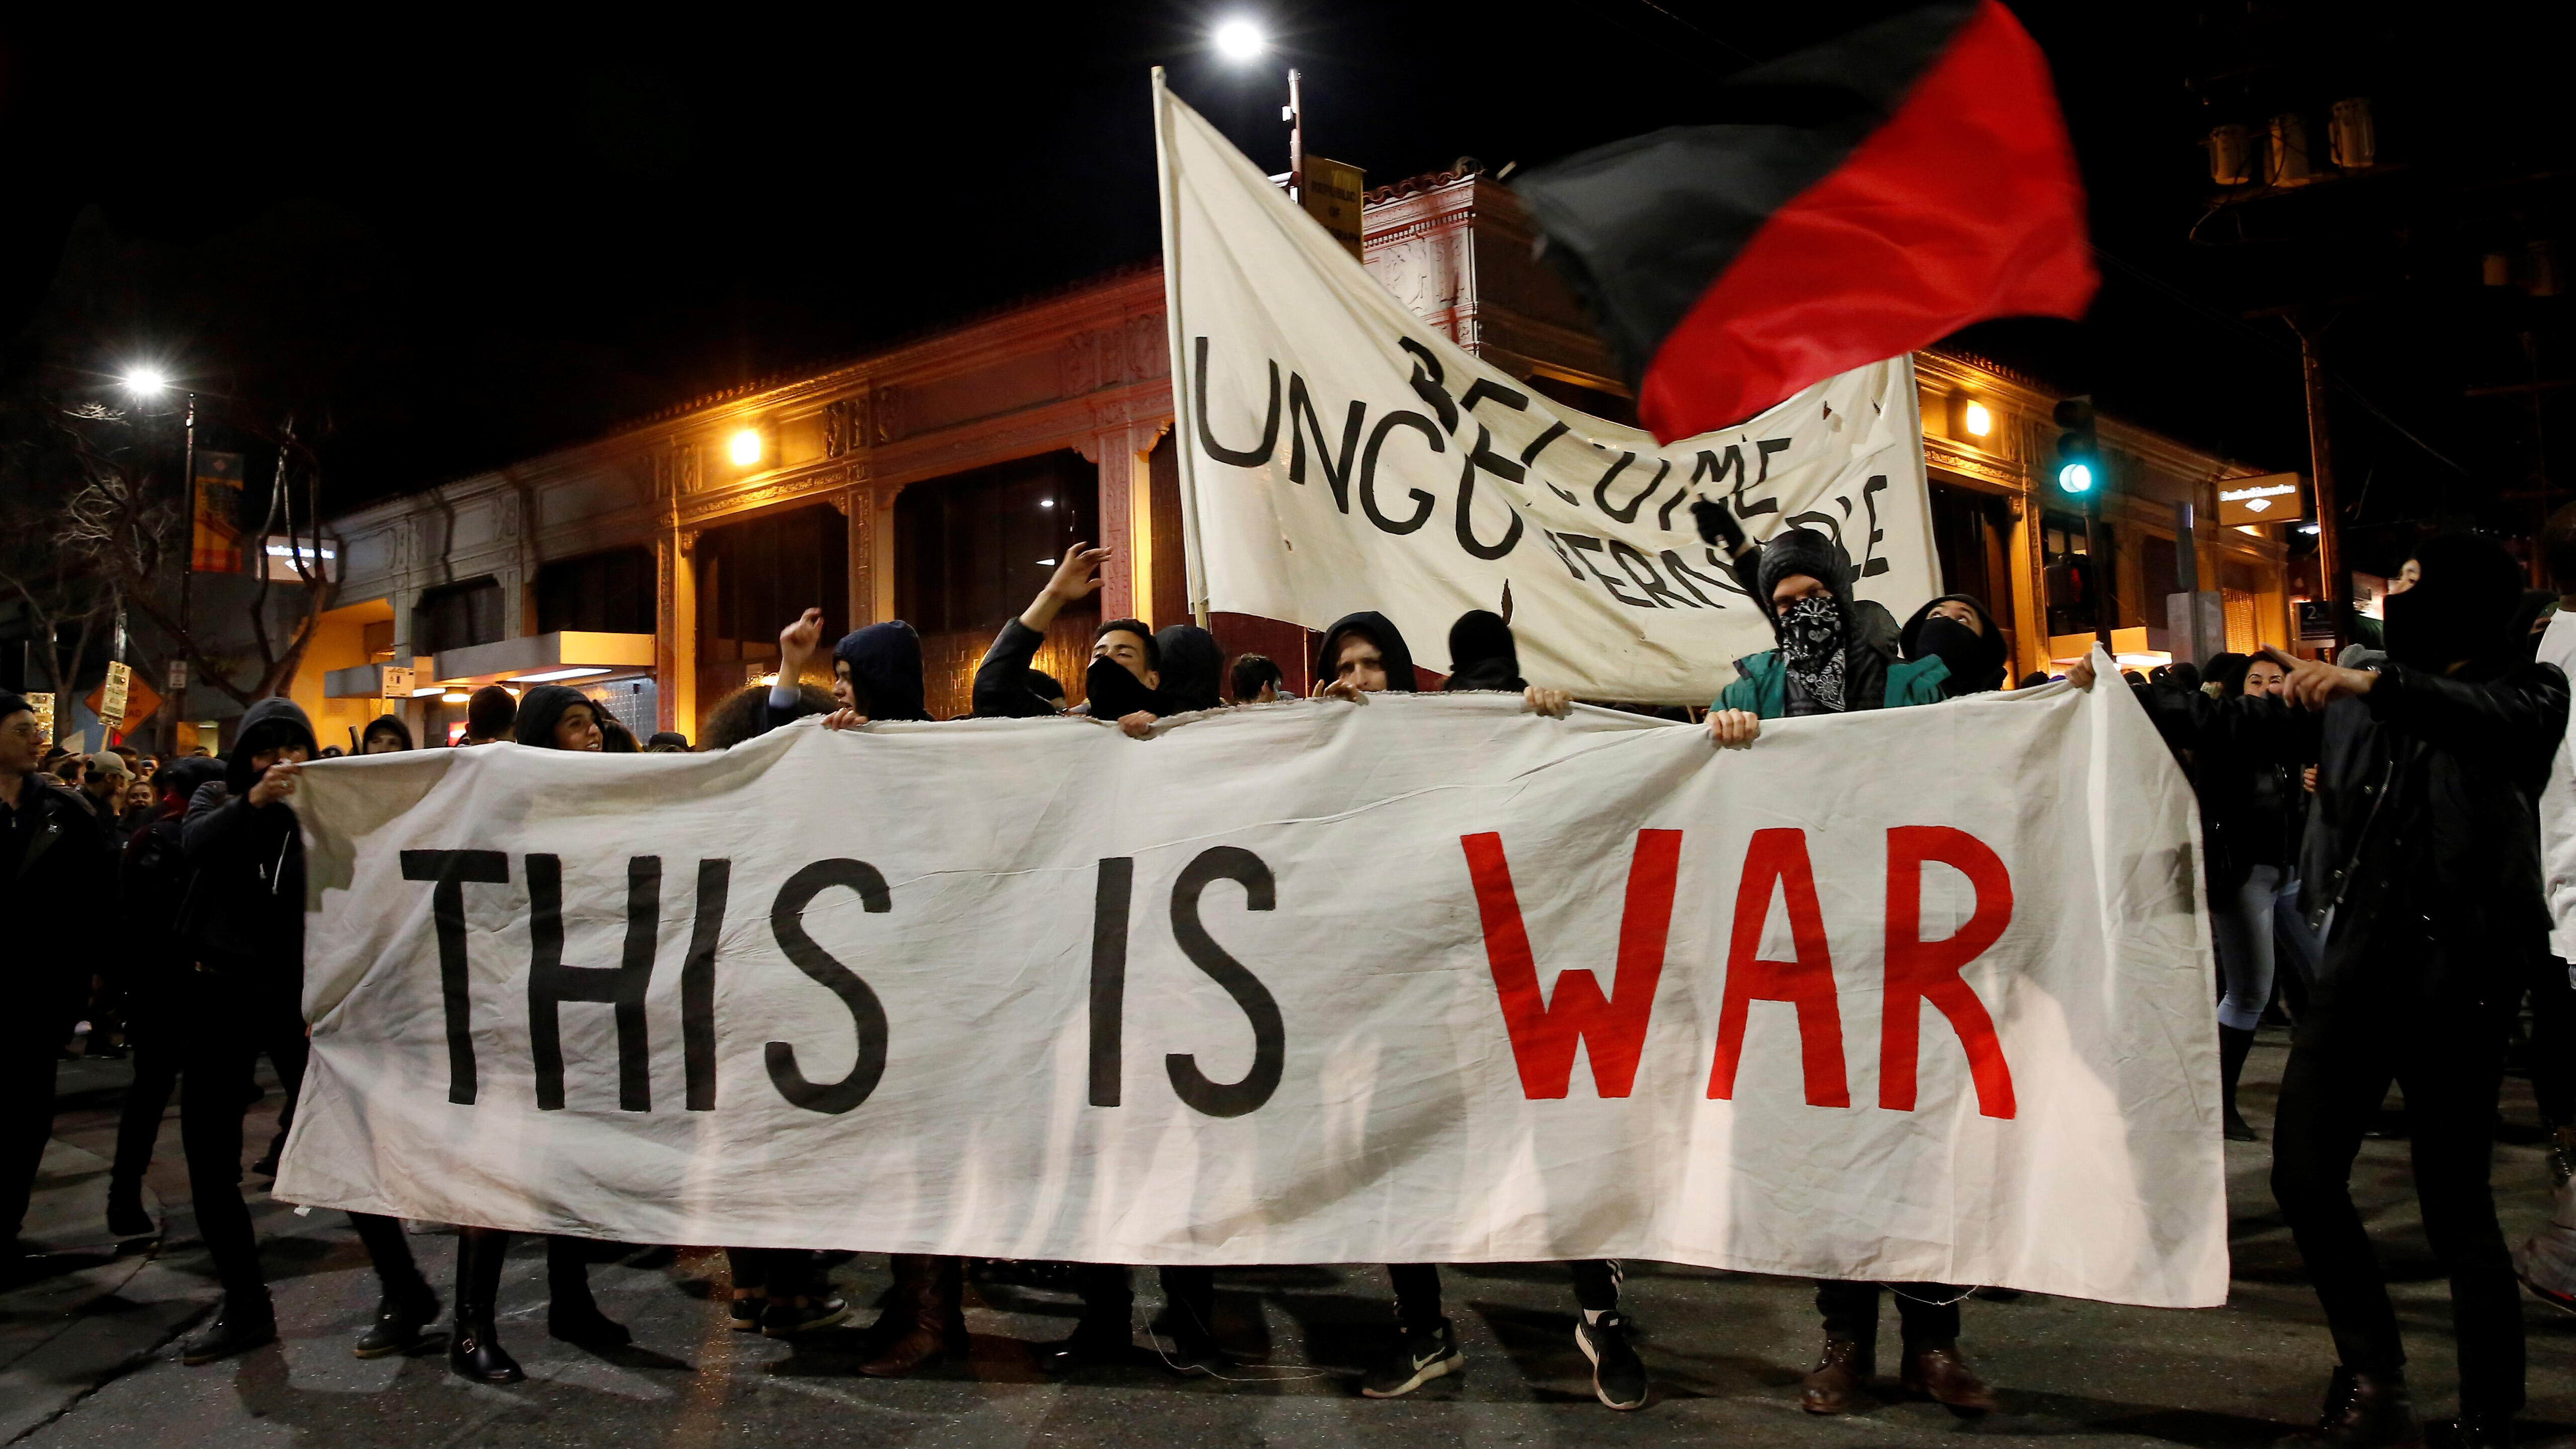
[858,1255,966,1378]
[1800,1336,1872,1414]
[1900,1343,1996,1414]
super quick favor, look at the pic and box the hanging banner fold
[277,676,2226,1309]
[1153,75,1940,703]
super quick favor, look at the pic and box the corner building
[295,168,2297,747]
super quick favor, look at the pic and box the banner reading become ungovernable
[276,674,2223,1307]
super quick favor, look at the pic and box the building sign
[2216,472,2305,526]
[1300,153,1366,259]
[382,665,416,700]
[262,535,336,583]
[193,451,245,574]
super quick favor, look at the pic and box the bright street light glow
[1214,19,1265,60]
[122,368,169,395]
[728,428,763,467]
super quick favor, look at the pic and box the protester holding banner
[164,699,443,1366]
[1897,596,2009,699]
[1154,625,1225,714]
[971,547,1110,719]
[2252,535,2567,1448]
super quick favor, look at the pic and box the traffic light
[2052,396,2099,497]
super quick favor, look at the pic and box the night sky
[5,4,2569,574]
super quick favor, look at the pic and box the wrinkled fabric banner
[1155,79,1940,703]
[277,675,2224,1308]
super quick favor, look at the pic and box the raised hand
[778,607,826,682]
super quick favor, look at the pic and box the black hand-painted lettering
[1454,425,1525,561]
[1396,337,1460,433]
[1594,455,1668,525]
[682,859,729,1112]
[1659,549,1734,607]
[1859,475,1891,578]
[1754,437,1793,483]
[1287,374,1365,513]
[766,859,892,1115]
[1561,533,1650,608]
[1359,411,1442,534]
[1459,379,1529,417]
[1518,420,1571,468]
[1610,540,1695,609]
[1538,529,1588,580]
[1090,857,1132,1108]
[1193,337,1281,466]
[1166,846,1285,1118]
[526,854,659,1113]
[401,849,510,1106]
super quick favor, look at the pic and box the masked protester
[1443,610,1527,692]
[0,692,114,1263]
[168,699,445,1367]
[1154,625,1225,713]
[103,757,222,1240]
[2240,533,2568,1448]
[1898,595,2008,698]
[971,545,1114,718]
[1691,503,2004,1415]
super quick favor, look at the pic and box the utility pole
[2289,311,2345,649]
[168,391,197,755]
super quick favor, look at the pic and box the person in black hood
[1153,624,1225,713]
[1899,595,2009,697]
[444,699,641,1383]
[359,715,412,754]
[970,545,1112,718]
[169,699,445,1368]
[1443,610,1526,692]
[0,692,115,1263]
[1690,504,1940,722]
[768,611,936,733]
[1313,611,1417,698]
[2212,533,2568,1446]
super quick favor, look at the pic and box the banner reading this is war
[276,674,2225,1308]
[1153,77,1940,703]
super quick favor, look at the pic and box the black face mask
[1777,594,1849,711]
[1084,655,1166,719]
[1916,614,2000,693]
[2381,585,2496,672]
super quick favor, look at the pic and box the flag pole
[1151,67,1214,628]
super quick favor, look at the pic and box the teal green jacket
[1715,651,1951,719]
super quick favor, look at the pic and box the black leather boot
[105,1179,154,1241]
[2276,1366,2421,1448]
[181,1294,277,1365]
[544,1235,630,1346]
[448,1228,525,1384]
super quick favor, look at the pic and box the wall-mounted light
[506,667,613,684]
[728,428,763,468]
[1962,400,1992,438]
[440,691,472,704]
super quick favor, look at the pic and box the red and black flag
[1515,0,2095,442]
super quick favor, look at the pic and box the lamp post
[121,369,195,752]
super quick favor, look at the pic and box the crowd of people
[3,494,2572,1446]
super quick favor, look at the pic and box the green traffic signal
[2052,396,2099,500]
[2057,461,2094,494]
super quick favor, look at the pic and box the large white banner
[278,677,2225,1308]
[1155,79,1940,703]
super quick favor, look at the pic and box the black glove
[1690,498,1747,555]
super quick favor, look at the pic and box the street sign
[99,661,131,731]
[166,659,188,693]
[1301,153,1366,260]
[381,665,416,700]
[2297,599,2336,641]
[2217,472,2306,525]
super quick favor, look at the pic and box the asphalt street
[5,1030,2573,1448]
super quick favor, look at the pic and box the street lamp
[122,368,170,397]
[1214,19,1264,60]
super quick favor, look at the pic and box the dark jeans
[1815,1279,1963,1349]
[176,966,309,1303]
[109,1019,181,1196]
[724,1246,821,1299]
[1387,1260,1620,1332]
[2271,978,2522,1416]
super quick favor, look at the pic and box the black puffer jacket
[179,698,316,972]
[2299,659,2568,1008]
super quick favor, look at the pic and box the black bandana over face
[1777,594,1848,712]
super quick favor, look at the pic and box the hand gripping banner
[278,678,2225,1308]
[1154,76,1941,704]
